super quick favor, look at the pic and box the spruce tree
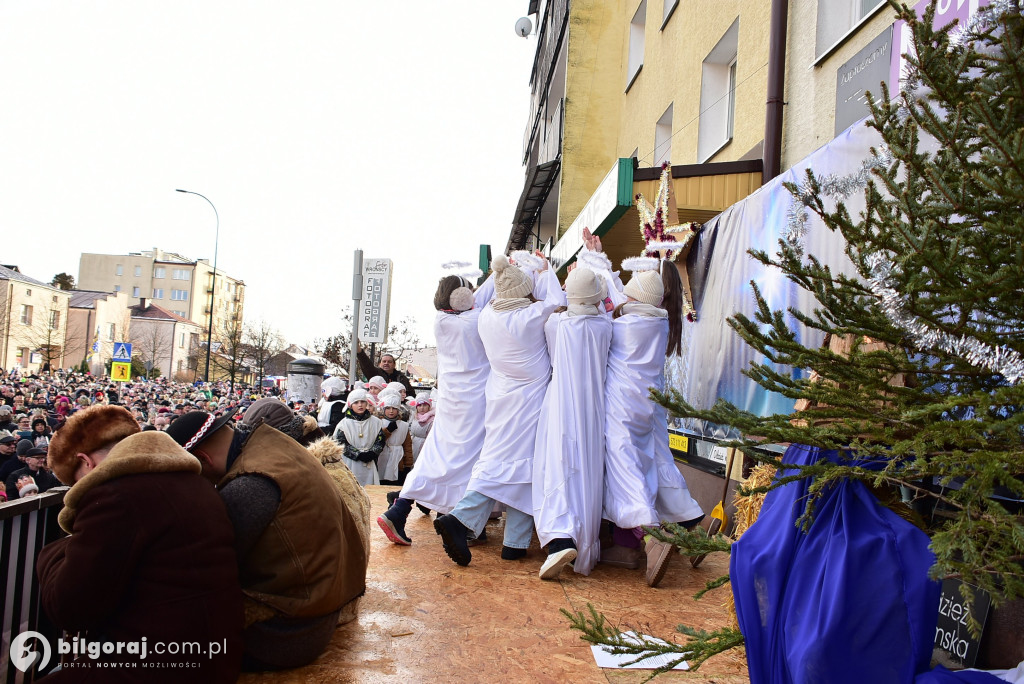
[568,0,1023,670]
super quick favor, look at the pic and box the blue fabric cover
[731,443,941,683]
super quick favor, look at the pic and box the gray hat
[0,433,18,445]
[0,405,12,415]
[16,439,34,456]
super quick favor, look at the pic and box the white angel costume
[466,267,564,515]
[398,277,495,512]
[532,309,612,575]
[334,412,385,487]
[603,302,703,528]
[378,418,410,482]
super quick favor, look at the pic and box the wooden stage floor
[239,485,749,683]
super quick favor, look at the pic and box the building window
[153,288,164,299]
[132,286,141,297]
[697,19,739,163]
[107,323,116,342]
[171,289,188,301]
[173,310,186,318]
[25,289,31,296]
[154,267,166,279]
[116,264,123,276]
[178,359,184,372]
[627,1,647,91]
[49,310,60,330]
[20,305,33,326]
[815,0,886,60]
[654,103,674,166]
[134,265,142,277]
[172,269,189,280]
[114,285,121,292]
[662,0,679,28]
[179,333,185,348]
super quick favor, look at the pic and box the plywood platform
[240,486,749,683]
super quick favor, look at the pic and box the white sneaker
[539,548,577,580]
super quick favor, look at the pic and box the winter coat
[36,431,243,683]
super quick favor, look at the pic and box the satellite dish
[515,16,532,38]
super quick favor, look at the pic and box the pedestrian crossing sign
[111,361,132,382]
[112,342,132,362]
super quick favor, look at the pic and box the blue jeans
[450,490,534,549]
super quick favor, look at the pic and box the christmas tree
[567,0,1023,672]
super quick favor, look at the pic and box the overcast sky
[0,2,536,348]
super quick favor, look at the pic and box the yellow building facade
[511,0,772,272]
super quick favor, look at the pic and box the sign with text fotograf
[358,258,392,344]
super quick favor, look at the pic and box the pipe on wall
[763,0,789,184]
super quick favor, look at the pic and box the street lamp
[175,188,219,383]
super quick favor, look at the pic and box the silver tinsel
[948,0,1017,49]
[785,146,1023,384]
[865,252,1024,384]
[783,146,893,254]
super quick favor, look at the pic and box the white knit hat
[379,393,402,409]
[492,255,533,299]
[564,267,606,306]
[623,270,664,306]
[385,381,406,395]
[366,376,386,390]
[344,388,371,410]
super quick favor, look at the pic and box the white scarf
[620,301,667,318]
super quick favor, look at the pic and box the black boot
[434,514,472,566]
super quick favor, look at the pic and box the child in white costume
[434,252,565,566]
[377,272,495,546]
[602,260,704,586]
[532,266,613,579]
[377,393,411,484]
[333,388,386,486]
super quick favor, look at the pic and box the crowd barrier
[1,488,68,684]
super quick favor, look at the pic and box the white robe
[378,419,410,482]
[399,278,495,512]
[603,310,704,529]
[467,268,565,514]
[334,414,384,487]
[532,312,612,575]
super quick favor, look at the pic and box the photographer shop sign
[358,258,392,344]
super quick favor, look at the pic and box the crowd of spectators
[0,367,282,503]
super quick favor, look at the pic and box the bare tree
[379,316,424,366]
[313,307,355,370]
[210,314,248,395]
[242,318,285,391]
[314,308,424,373]
[10,301,73,371]
[130,324,173,379]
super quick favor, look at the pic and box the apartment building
[78,248,245,345]
[0,266,71,372]
[64,290,134,375]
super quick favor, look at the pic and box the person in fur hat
[377,271,495,547]
[165,406,368,671]
[532,266,613,580]
[332,388,386,486]
[433,251,566,566]
[36,404,244,682]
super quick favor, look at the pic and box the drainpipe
[763,0,788,184]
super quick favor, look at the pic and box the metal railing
[1,488,68,684]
